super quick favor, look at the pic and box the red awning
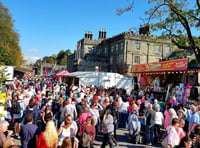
[56,70,69,76]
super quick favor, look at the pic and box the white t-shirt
[120,102,129,113]
[154,112,164,125]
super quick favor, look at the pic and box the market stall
[131,58,200,104]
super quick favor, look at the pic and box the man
[145,104,155,145]
[188,104,199,136]
[20,113,40,148]
[63,98,77,120]
[76,98,86,118]
[101,109,114,148]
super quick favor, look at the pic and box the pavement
[13,128,161,148]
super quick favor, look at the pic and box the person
[80,116,96,148]
[164,103,171,129]
[0,121,13,148]
[169,108,178,125]
[154,106,164,143]
[128,104,141,143]
[36,120,58,148]
[176,119,186,144]
[106,100,119,139]
[12,94,24,139]
[63,98,77,121]
[166,95,179,111]
[119,97,129,128]
[101,109,114,148]
[3,139,18,148]
[60,137,72,148]
[42,104,53,131]
[188,105,199,137]
[166,118,180,148]
[20,113,40,148]
[145,104,155,145]
[89,103,100,135]
[76,98,86,118]
[78,107,92,126]
[176,136,192,148]
[57,118,75,147]
[191,124,200,148]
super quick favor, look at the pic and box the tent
[62,71,134,94]
[56,70,69,77]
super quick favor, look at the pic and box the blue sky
[1,0,152,62]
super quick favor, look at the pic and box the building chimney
[98,28,102,40]
[89,32,93,40]
[85,31,88,38]
[103,29,107,39]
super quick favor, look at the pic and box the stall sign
[131,58,188,73]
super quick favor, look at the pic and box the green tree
[0,2,23,66]
[116,0,200,62]
[0,66,9,86]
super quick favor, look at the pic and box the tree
[0,66,9,85]
[0,2,23,66]
[116,0,200,62]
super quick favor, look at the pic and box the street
[94,128,161,148]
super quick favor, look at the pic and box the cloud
[24,56,40,64]
[27,48,39,53]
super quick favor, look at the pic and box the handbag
[81,125,92,147]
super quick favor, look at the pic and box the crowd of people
[0,76,200,148]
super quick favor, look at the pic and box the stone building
[67,29,178,75]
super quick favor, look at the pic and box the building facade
[67,29,178,75]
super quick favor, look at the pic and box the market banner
[131,58,188,73]
[0,93,6,117]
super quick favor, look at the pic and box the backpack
[11,101,21,114]
[81,125,91,147]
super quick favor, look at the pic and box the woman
[164,104,171,129]
[57,118,74,147]
[176,136,192,148]
[80,116,96,148]
[42,105,53,131]
[176,119,186,144]
[169,108,178,125]
[164,118,180,148]
[154,106,164,143]
[78,107,91,126]
[36,120,58,148]
[0,121,13,148]
[89,103,100,136]
[60,137,72,148]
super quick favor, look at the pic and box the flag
[45,67,48,77]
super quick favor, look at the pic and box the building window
[135,56,140,64]
[135,41,141,50]
[121,42,124,50]
[155,58,161,62]
[104,47,107,54]
[155,45,161,53]
[116,44,118,52]
[165,46,171,53]
[111,46,114,53]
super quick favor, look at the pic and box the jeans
[101,132,114,148]
[145,125,154,144]
[113,120,118,138]
[154,124,160,142]
[119,112,128,128]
